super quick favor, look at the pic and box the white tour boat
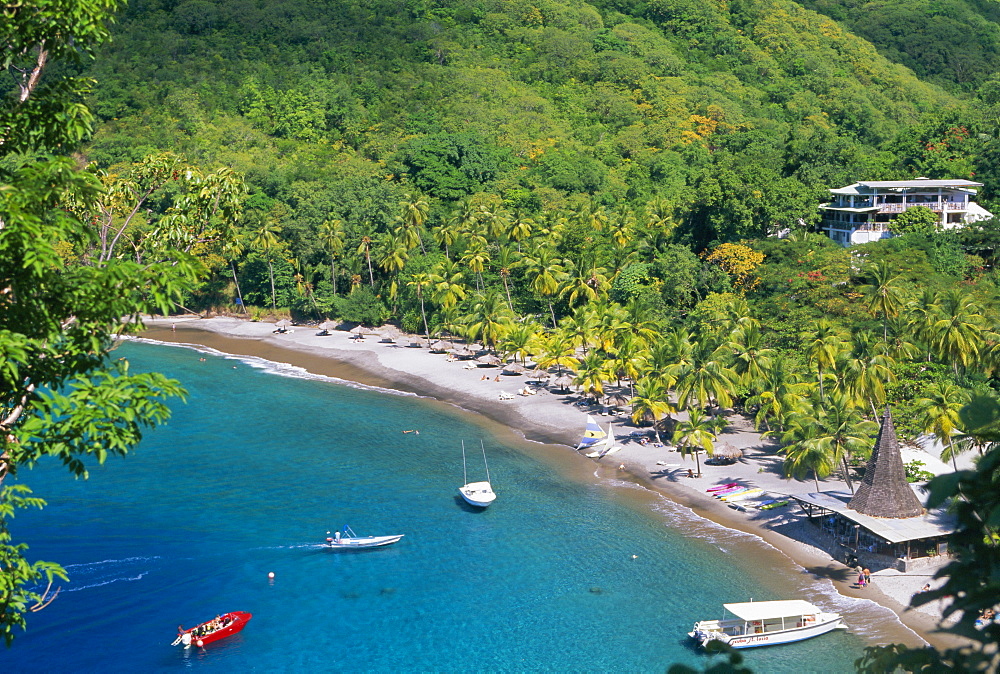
[688,599,846,649]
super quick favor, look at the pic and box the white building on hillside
[820,178,993,246]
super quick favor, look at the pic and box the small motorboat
[325,526,404,549]
[172,611,251,648]
[689,600,845,649]
[459,440,496,508]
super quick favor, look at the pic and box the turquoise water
[5,341,877,672]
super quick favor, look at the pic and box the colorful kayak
[714,487,751,498]
[721,488,764,502]
[172,611,252,648]
[706,483,740,493]
[760,500,789,510]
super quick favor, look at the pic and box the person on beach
[863,568,871,586]
[857,568,866,588]
[921,583,931,593]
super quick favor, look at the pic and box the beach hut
[788,408,954,571]
[848,407,924,519]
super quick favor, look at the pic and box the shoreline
[137,315,964,651]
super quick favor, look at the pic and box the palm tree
[865,261,905,341]
[670,337,736,411]
[249,211,282,309]
[499,319,541,365]
[729,323,775,392]
[674,409,717,477]
[745,355,809,432]
[802,319,846,400]
[917,382,970,470]
[507,210,533,250]
[535,331,579,377]
[434,211,463,259]
[318,217,346,295]
[494,246,519,312]
[463,291,514,351]
[783,394,876,494]
[407,272,435,343]
[574,351,613,401]
[461,244,491,292]
[559,257,610,307]
[840,331,896,414]
[523,247,566,328]
[629,380,676,444]
[357,228,375,287]
[399,193,429,253]
[932,289,985,378]
[431,258,467,309]
[781,432,837,491]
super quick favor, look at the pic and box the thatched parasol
[527,369,552,382]
[318,320,337,331]
[501,362,526,375]
[349,324,369,335]
[714,442,743,459]
[552,374,575,390]
[450,346,476,359]
[275,319,291,328]
[429,340,450,353]
[476,354,502,367]
[378,325,402,342]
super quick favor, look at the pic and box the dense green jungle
[70,0,1000,447]
[6,2,1000,665]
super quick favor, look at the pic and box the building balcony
[825,200,967,212]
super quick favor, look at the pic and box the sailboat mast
[462,440,468,484]
[480,440,490,482]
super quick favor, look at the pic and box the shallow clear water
[5,342,876,672]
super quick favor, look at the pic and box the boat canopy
[723,600,820,621]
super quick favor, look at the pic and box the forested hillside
[86,0,978,250]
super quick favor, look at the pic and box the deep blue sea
[3,341,904,672]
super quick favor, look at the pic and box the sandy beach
[137,315,966,651]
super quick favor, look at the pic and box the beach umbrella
[429,340,450,353]
[350,324,369,335]
[378,325,402,342]
[476,354,502,367]
[450,346,476,359]
[501,362,526,375]
[319,320,337,331]
[275,319,291,328]
[528,369,552,382]
[715,442,743,459]
[552,374,574,390]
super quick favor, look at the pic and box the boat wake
[62,556,160,593]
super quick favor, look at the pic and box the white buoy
[631,555,638,560]
[196,639,204,647]
[268,571,275,579]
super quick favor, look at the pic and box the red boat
[172,611,252,648]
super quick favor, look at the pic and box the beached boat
[688,600,845,649]
[172,611,252,648]
[576,415,607,451]
[324,526,404,549]
[459,440,496,507]
[585,423,622,458]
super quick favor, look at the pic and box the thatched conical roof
[848,407,923,519]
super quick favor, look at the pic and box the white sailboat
[459,440,496,508]
[576,414,607,451]
[585,423,622,459]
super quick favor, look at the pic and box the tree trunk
[230,261,247,314]
[268,258,276,309]
[841,455,855,494]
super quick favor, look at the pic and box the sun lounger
[498,392,515,400]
